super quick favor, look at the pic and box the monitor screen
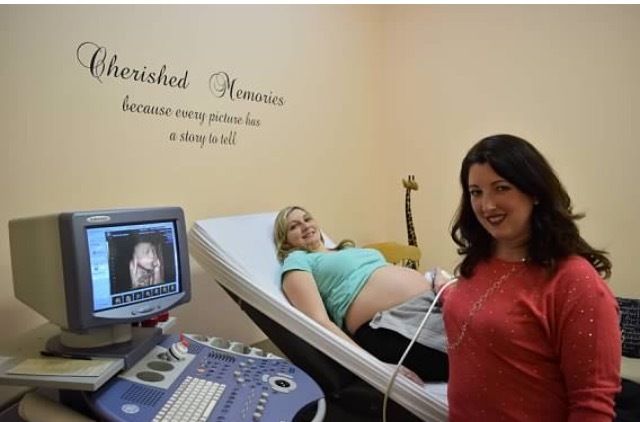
[87,221,181,312]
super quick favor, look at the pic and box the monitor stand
[45,325,164,369]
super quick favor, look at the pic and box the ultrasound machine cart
[1,207,326,422]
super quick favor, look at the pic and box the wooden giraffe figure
[402,175,419,269]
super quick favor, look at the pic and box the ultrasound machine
[3,207,325,422]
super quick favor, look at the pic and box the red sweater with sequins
[443,256,621,422]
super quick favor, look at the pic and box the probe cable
[382,276,458,422]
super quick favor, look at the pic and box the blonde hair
[273,205,354,262]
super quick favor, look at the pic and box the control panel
[86,333,324,421]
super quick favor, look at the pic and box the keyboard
[152,376,225,422]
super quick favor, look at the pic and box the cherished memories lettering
[75,41,287,150]
[209,71,285,107]
[76,42,189,89]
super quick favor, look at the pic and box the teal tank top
[280,248,388,329]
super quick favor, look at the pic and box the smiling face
[284,208,325,251]
[468,163,535,260]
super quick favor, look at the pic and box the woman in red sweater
[443,134,621,421]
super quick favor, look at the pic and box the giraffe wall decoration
[402,175,419,269]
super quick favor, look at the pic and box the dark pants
[351,322,449,382]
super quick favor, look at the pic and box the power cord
[382,274,458,422]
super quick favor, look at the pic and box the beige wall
[1,5,638,354]
[0,5,390,345]
[378,5,640,299]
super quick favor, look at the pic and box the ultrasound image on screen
[107,228,177,294]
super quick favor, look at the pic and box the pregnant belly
[344,266,429,334]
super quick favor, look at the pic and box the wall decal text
[76,42,189,89]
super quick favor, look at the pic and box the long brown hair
[451,134,611,279]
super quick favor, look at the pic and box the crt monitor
[9,207,191,349]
